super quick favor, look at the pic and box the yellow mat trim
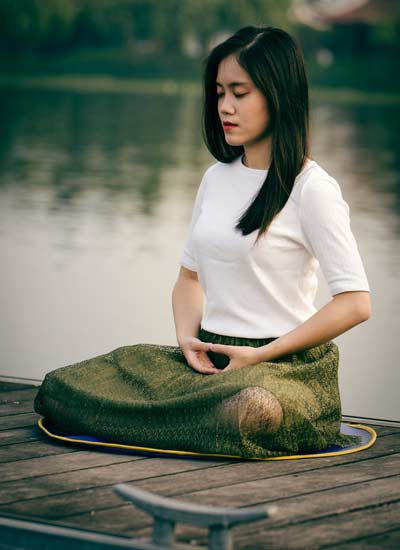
[37,417,376,461]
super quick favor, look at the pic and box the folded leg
[216,386,283,449]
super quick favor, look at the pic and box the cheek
[255,101,270,123]
[247,110,269,136]
[245,97,269,126]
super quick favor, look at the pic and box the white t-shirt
[179,154,370,338]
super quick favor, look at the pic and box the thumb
[208,343,230,353]
[197,340,213,351]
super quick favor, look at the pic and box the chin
[225,136,243,146]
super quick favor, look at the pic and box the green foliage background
[0,0,398,90]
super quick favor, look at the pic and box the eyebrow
[215,81,249,87]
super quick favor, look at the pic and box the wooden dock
[1,381,399,549]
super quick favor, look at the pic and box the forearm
[172,277,204,345]
[255,293,371,362]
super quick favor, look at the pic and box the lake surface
[0,83,399,423]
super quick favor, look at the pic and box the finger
[190,361,221,375]
[199,362,219,373]
[221,362,237,372]
[195,341,213,352]
[187,354,216,373]
[203,360,218,370]
[200,355,218,370]
[196,366,222,374]
[208,343,229,352]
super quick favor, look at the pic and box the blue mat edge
[37,417,377,461]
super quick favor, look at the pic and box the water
[0,84,399,423]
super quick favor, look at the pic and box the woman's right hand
[179,336,221,375]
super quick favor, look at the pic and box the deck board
[0,382,399,549]
[0,440,79,464]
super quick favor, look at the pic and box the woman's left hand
[206,343,261,372]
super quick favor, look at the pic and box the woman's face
[216,54,272,146]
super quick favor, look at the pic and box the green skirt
[34,327,361,459]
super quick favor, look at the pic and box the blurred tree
[0,0,292,56]
[179,0,292,56]
[0,0,397,89]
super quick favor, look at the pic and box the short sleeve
[179,168,210,272]
[299,176,370,296]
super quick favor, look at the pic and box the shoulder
[193,161,219,199]
[203,158,236,178]
[198,158,238,193]
[297,161,350,224]
[297,160,342,203]
[198,159,223,187]
[203,160,220,177]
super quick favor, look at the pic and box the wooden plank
[0,388,38,405]
[204,476,400,545]
[0,382,37,392]
[0,440,79,464]
[1,449,146,483]
[0,401,35,415]
[357,425,400,436]
[232,500,400,549]
[0,457,232,506]
[0,426,46,446]
[327,528,400,549]
[173,453,400,508]
[359,425,400,436]
[329,425,400,437]
[0,412,40,431]
[122,431,400,497]
[124,501,400,549]
[10,453,398,534]
[0,515,171,550]
[56,484,400,548]
[1,485,143,520]
[3,466,399,529]
[56,506,154,540]
[2,493,397,550]
[0,429,398,507]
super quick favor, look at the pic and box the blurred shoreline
[0,74,399,106]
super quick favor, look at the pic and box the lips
[223,122,238,127]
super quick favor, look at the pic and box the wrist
[254,341,276,363]
[177,334,195,347]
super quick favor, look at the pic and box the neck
[243,139,272,170]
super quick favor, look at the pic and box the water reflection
[0,86,399,422]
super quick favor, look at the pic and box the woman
[35,26,371,459]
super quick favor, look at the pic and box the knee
[237,386,283,436]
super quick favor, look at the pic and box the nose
[219,94,235,114]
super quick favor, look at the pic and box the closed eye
[216,93,247,99]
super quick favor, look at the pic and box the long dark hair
[202,26,310,244]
